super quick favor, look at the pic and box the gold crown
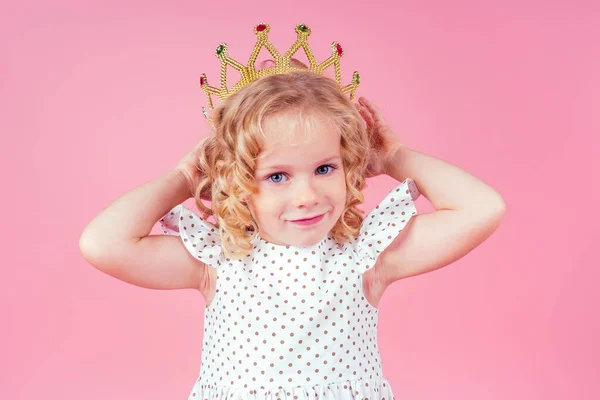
[199,23,361,116]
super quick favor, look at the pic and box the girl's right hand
[175,137,211,200]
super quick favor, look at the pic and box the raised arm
[355,96,505,293]
[79,168,212,292]
[378,145,505,284]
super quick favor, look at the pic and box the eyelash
[265,164,339,184]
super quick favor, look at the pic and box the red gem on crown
[336,44,343,56]
[199,76,206,85]
[256,24,266,32]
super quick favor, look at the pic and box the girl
[80,54,505,400]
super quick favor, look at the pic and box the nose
[291,178,320,208]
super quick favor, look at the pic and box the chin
[297,238,322,247]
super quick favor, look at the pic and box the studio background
[1,1,598,399]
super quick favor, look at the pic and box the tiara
[199,23,361,117]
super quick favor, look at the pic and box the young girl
[80,25,505,400]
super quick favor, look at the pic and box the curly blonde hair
[194,61,371,259]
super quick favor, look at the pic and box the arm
[79,169,211,292]
[376,145,506,285]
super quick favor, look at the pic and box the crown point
[216,44,226,57]
[256,23,267,32]
[199,75,206,86]
[297,24,310,34]
[336,44,343,56]
[354,72,360,84]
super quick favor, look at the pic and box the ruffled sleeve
[159,204,222,269]
[354,178,420,273]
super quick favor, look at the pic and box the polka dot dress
[160,178,420,400]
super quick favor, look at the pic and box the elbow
[79,230,135,273]
[79,230,114,270]
[484,197,506,227]
[468,195,506,229]
[480,193,506,220]
[492,195,506,220]
[79,231,101,265]
[481,198,506,236]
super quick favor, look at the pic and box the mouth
[290,213,325,226]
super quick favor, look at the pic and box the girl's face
[248,112,347,247]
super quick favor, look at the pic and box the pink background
[2,0,599,399]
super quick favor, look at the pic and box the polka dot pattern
[160,179,419,399]
[160,204,222,269]
[348,178,420,274]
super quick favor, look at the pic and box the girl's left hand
[355,96,404,178]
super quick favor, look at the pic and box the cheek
[331,178,347,207]
[250,191,282,217]
[336,191,347,209]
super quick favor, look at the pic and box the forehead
[257,111,341,165]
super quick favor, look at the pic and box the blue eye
[316,164,337,175]
[265,164,338,184]
[267,173,288,183]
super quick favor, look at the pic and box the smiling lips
[290,214,325,226]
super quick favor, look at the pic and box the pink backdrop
[2,0,598,399]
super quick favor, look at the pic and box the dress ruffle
[188,377,395,400]
[352,178,420,273]
[159,204,222,269]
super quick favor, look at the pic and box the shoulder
[353,178,421,274]
[160,204,223,269]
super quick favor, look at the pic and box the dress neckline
[250,232,330,253]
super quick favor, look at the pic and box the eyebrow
[256,155,342,172]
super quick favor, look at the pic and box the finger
[354,102,367,124]
[359,97,385,125]
[355,102,374,129]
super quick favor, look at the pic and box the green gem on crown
[216,44,225,56]
[298,24,309,32]
[354,72,360,84]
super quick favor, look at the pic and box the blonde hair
[194,60,371,259]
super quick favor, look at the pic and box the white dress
[160,178,420,400]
